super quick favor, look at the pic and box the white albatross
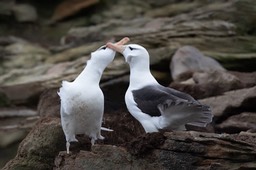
[106,42,213,133]
[58,38,129,154]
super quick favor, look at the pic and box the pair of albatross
[58,37,213,154]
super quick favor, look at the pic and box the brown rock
[0,82,46,105]
[38,88,60,118]
[54,131,256,170]
[55,146,134,170]
[230,71,256,88]
[3,110,256,169]
[216,112,256,133]
[199,86,256,119]
[51,0,99,22]
[170,70,244,99]
[170,46,225,82]
[0,108,37,117]
[2,117,65,170]
[11,4,38,22]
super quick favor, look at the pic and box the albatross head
[106,43,150,65]
[123,44,149,64]
[90,45,116,66]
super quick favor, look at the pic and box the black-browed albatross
[58,37,129,154]
[106,43,213,133]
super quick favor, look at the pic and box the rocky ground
[1,0,256,169]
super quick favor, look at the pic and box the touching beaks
[106,37,130,53]
[106,42,126,53]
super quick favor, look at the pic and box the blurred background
[1,0,256,168]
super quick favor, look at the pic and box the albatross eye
[129,46,134,51]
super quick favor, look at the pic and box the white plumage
[107,43,213,133]
[58,46,115,154]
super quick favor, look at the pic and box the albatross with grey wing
[106,42,213,133]
[58,37,129,154]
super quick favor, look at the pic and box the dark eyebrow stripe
[129,46,139,50]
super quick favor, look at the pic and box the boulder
[54,131,256,170]
[45,43,99,63]
[2,42,50,70]
[11,4,38,22]
[230,71,256,88]
[0,130,27,148]
[2,117,65,170]
[169,70,244,99]
[38,88,60,118]
[170,46,225,82]
[216,112,256,133]
[0,82,46,105]
[199,86,256,121]
[3,116,255,170]
[0,108,37,117]
[0,1,15,16]
[50,0,99,22]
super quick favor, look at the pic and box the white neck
[128,62,158,89]
[73,59,106,84]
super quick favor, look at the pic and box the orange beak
[107,37,129,53]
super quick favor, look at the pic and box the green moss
[233,0,256,35]
[204,52,256,71]
[0,92,10,107]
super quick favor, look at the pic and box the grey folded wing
[132,84,213,127]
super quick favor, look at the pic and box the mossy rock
[2,118,66,170]
[0,91,10,107]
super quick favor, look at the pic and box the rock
[216,112,256,133]
[233,0,256,34]
[169,70,244,99]
[0,108,37,117]
[230,71,256,88]
[60,0,256,71]
[203,51,256,72]
[199,86,256,121]
[170,46,225,82]
[159,131,256,169]
[0,142,19,169]
[2,0,256,169]
[0,1,15,16]
[0,130,27,148]
[2,42,50,71]
[0,82,46,105]
[0,115,39,132]
[54,146,135,170]
[0,51,128,106]
[146,0,179,7]
[45,43,99,63]
[170,83,215,99]
[38,88,60,118]
[54,131,256,170]
[100,4,146,21]
[0,91,10,107]
[51,0,99,22]
[2,54,47,70]
[146,1,201,17]
[0,64,51,86]
[11,4,38,22]
[2,117,65,170]
[3,105,256,170]
[4,42,49,55]
[193,70,241,87]
[0,36,27,46]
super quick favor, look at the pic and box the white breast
[60,82,104,135]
